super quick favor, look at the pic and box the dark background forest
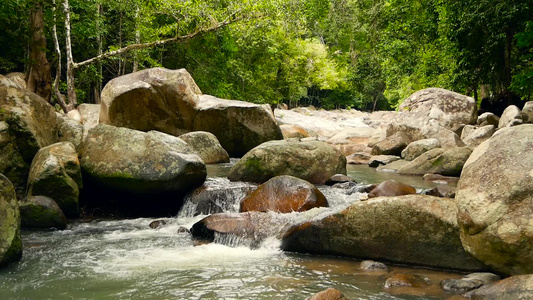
[1,0,532,112]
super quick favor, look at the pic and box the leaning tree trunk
[26,1,52,102]
[64,0,76,111]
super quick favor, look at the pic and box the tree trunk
[133,6,140,73]
[26,1,52,102]
[64,0,76,111]
[52,0,68,112]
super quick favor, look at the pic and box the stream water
[0,163,463,299]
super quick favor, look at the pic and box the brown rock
[280,124,310,139]
[385,273,430,288]
[240,175,328,213]
[466,274,533,299]
[371,132,410,156]
[309,288,347,300]
[347,152,372,165]
[368,180,416,198]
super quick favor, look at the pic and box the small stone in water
[309,288,347,300]
[149,220,167,229]
[360,260,389,271]
[385,273,430,288]
[177,226,190,234]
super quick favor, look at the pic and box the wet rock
[0,174,22,268]
[180,178,255,217]
[423,185,456,198]
[228,140,346,185]
[19,196,67,230]
[397,147,472,176]
[100,68,200,136]
[441,272,500,293]
[149,220,167,229]
[456,125,533,275]
[179,131,229,164]
[498,105,525,128]
[280,124,310,139]
[325,174,354,186]
[0,75,58,196]
[360,260,389,271]
[477,112,499,127]
[308,288,347,300]
[240,175,328,213]
[194,94,283,157]
[177,226,190,234]
[376,160,410,172]
[385,273,430,288]
[466,274,533,299]
[368,155,400,168]
[401,138,440,161]
[281,195,487,271]
[368,180,416,198]
[26,142,82,218]
[347,152,372,165]
[371,132,410,156]
[399,88,477,130]
[79,124,206,216]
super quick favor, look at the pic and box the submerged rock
[308,288,347,300]
[179,131,229,164]
[79,124,206,216]
[228,140,346,184]
[240,176,328,213]
[19,196,67,230]
[456,125,533,275]
[194,95,283,157]
[0,75,58,196]
[281,195,487,271]
[0,174,22,268]
[385,273,430,288]
[360,260,389,271]
[26,142,82,218]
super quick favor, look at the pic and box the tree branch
[73,15,244,69]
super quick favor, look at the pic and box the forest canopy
[1,0,532,111]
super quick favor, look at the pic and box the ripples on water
[0,163,461,299]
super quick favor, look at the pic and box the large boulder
[228,140,346,184]
[0,174,22,268]
[240,175,328,213]
[79,124,206,216]
[467,275,533,299]
[456,125,533,275]
[401,138,440,161]
[100,68,201,136]
[0,75,57,196]
[523,101,533,123]
[399,88,477,129]
[19,196,67,230]
[498,105,524,128]
[26,142,82,218]
[371,132,409,156]
[397,147,472,176]
[194,95,283,157]
[56,114,83,150]
[178,131,229,164]
[280,124,310,139]
[461,125,495,148]
[281,195,487,271]
[367,180,416,198]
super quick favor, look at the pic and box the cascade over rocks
[0,75,58,196]
[79,124,206,216]
[178,131,229,164]
[26,142,82,218]
[194,95,283,157]
[100,68,201,136]
[239,175,328,213]
[0,174,22,268]
[456,125,533,275]
[228,140,346,184]
[281,195,487,271]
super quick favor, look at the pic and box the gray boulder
[498,105,525,128]
[456,125,533,275]
[228,140,346,184]
[100,68,200,136]
[401,138,440,161]
[194,95,283,157]
[477,112,500,127]
[371,132,409,156]
[281,195,486,271]
[523,101,533,123]
[79,124,206,216]
[441,272,500,293]
[368,155,400,168]
[0,174,22,268]
[397,147,472,176]
[466,275,533,299]
[179,131,229,164]
[56,114,83,150]
[19,196,67,230]
[27,142,82,218]
[0,75,58,196]
[461,125,495,148]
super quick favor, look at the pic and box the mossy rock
[0,174,22,268]
[20,196,67,230]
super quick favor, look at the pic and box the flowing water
[0,162,463,299]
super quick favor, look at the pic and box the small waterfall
[178,178,257,218]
